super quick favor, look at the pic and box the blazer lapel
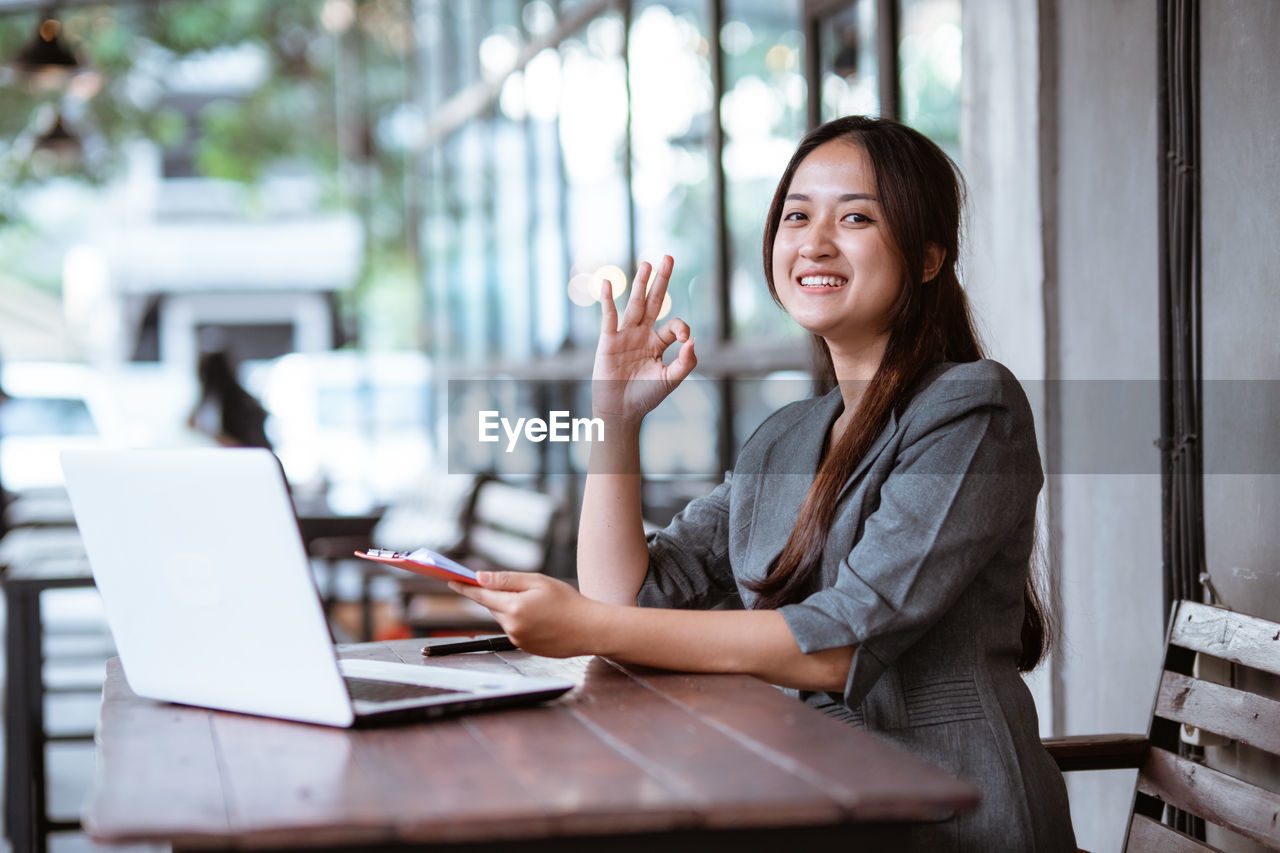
[745,390,843,575]
[744,391,898,574]
[835,408,898,505]
[757,389,898,508]
[832,364,949,503]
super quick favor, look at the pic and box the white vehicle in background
[252,350,436,513]
[0,361,127,493]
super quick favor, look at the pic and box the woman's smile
[796,272,850,289]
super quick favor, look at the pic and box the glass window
[576,2,706,348]
[562,10,631,350]
[723,0,808,342]
[486,3,536,362]
[529,138,571,356]
[639,375,720,478]
[456,121,494,363]
[818,0,880,123]
[0,1,967,493]
[730,371,814,457]
[900,0,962,160]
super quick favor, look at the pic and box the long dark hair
[196,350,273,451]
[750,116,1050,672]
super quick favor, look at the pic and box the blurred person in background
[188,349,272,451]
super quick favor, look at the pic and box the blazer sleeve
[637,473,741,610]
[777,376,1043,705]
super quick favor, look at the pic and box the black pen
[421,634,517,657]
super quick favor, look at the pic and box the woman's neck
[826,335,887,415]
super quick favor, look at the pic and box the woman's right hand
[591,255,697,425]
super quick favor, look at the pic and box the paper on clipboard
[354,547,480,585]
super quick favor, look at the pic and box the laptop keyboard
[344,676,465,704]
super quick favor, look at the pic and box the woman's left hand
[449,572,608,658]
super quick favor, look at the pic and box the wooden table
[294,504,385,641]
[85,640,981,851]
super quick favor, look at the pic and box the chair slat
[1156,670,1280,756]
[1137,747,1280,851]
[473,483,557,540]
[470,526,545,573]
[1170,602,1280,677]
[1125,813,1220,853]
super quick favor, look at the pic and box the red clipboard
[354,548,480,585]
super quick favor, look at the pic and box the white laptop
[60,448,573,727]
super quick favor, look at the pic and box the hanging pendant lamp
[10,14,81,88]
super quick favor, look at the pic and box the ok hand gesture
[591,255,697,426]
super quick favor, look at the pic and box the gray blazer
[639,359,1075,851]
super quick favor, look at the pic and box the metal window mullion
[876,0,900,120]
[709,0,736,476]
[523,25,540,360]
[805,11,822,130]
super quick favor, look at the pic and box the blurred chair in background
[387,474,562,638]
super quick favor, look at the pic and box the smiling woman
[450,116,1076,852]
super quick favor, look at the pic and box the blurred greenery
[1,2,334,181]
[0,0,414,333]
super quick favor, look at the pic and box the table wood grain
[84,639,980,851]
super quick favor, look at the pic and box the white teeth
[799,275,848,287]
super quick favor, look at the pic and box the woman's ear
[922,243,945,283]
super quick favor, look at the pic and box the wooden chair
[1042,601,1280,852]
[1,520,99,853]
[398,475,561,635]
[442,474,562,576]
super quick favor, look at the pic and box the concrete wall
[1199,3,1280,851]
[1051,3,1166,851]
[965,1,1166,850]
[960,0,1044,380]
[960,0,1054,733]
[1200,1,1280,615]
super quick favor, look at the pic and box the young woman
[452,115,1076,850]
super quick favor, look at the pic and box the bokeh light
[587,264,627,301]
[321,0,355,33]
[765,44,795,72]
[567,272,596,306]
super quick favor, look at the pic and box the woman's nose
[799,221,836,258]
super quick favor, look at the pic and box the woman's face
[771,139,905,354]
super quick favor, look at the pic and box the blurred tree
[1,2,352,184]
[0,0,422,344]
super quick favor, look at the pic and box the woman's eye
[844,212,872,224]
[782,210,807,221]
